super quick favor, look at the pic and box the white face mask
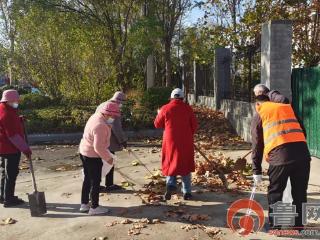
[9,103,19,109]
[106,118,115,125]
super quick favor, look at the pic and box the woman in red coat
[0,90,32,207]
[154,88,198,200]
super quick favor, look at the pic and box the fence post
[146,54,155,89]
[214,47,231,110]
[261,20,293,100]
[193,60,198,101]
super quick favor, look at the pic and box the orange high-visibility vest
[256,102,306,158]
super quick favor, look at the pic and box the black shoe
[163,185,177,201]
[183,193,192,200]
[0,197,4,204]
[105,184,122,192]
[3,197,25,208]
[99,186,106,193]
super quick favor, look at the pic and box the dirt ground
[1,143,320,240]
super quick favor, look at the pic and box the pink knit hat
[111,91,126,104]
[99,101,121,117]
[0,89,20,103]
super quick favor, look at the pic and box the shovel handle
[194,145,228,190]
[127,149,154,176]
[28,157,38,193]
[21,120,38,193]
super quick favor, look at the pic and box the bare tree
[154,0,191,87]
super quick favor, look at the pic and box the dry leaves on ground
[165,208,210,223]
[193,107,246,148]
[19,164,29,170]
[0,218,17,225]
[61,192,72,198]
[181,214,211,222]
[181,224,222,239]
[227,172,251,190]
[131,160,140,166]
[105,218,165,236]
[121,181,135,188]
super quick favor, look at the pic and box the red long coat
[0,103,25,154]
[154,99,198,176]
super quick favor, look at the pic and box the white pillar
[261,20,293,100]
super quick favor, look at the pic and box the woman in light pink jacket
[79,102,120,215]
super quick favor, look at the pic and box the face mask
[9,103,19,109]
[119,104,123,108]
[106,118,115,125]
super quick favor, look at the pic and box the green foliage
[20,93,52,109]
[140,87,171,111]
[0,85,30,95]
[21,106,96,133]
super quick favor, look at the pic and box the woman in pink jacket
[79,102,120,215]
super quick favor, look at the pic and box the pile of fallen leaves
[129,170,166,206]
[193,107,247,148]
[193,151,252,191]
[105,218,164,236]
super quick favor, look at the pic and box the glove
[122,141,128,149]
[253,174,262,185]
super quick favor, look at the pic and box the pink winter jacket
[79,113,112,160]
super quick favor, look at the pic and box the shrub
[140,87,172,111]
[20,93,52,109]
[21,105,96,133]
[0,85,31,96]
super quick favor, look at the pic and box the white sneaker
[88,206,109,215]
[79,204,90,213]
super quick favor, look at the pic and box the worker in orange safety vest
[251,94,311,229]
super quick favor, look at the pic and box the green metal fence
[292,67,320,158]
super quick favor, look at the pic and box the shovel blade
[28,191,47,217]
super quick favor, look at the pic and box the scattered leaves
[61,192,72,198]
[131,160,140,166]
[121,181,135,188]
[19,165,29,170]
[0,218,17,225]
[105,221,118,227]
[181,224,198,231]
[152,219,164,224]
[120,219,132,224]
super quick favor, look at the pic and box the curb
[28,129,163,145]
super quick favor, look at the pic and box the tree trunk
[164,40,172,87]
[8,35,14,85]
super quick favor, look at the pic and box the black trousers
[105,151,115,187]
[0,153,21,201]
[80,154,102,209]
[268,160,310,228]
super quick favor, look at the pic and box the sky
[183,3,205,26]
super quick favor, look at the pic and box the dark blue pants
[0,152,21,201]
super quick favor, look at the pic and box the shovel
[21,119,47,217]
[27,157,47,217]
